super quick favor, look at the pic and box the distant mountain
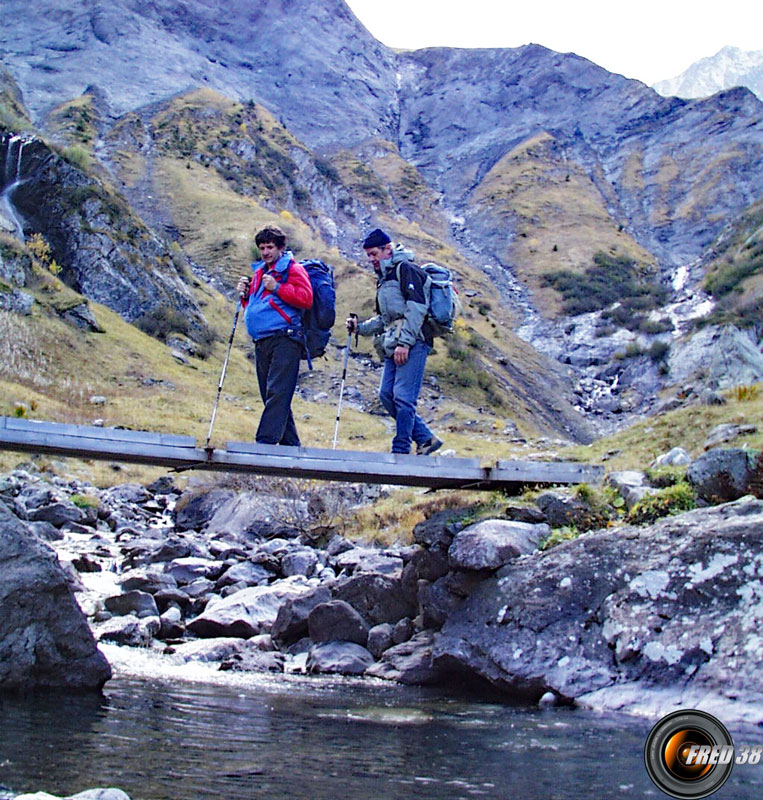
[653,46,763,101]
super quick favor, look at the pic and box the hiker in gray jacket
[346,228,443,455]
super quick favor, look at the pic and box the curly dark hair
[254,225,287,249]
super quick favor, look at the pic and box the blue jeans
[379,340,434,454]
[254,334,302,446]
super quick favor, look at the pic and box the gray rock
[306,641,374,675]
[0,501,111,690]
[366,631,441,685]
[448,519,545,571]
[219,648,285,673]
[404,546,450,582]
[703,423,758,450]
[504,505,548,524]
[153,587,192,612]
[392,617,414,645]
[651,447,691,467]
[97,614,160,647]
[165,556,225,584]
[29,519,65,541]
[668,325,763,390]
[412,508,472,549]
[169,637,247,663]
[332,573,417,626]
[535,492,595,529]
[186,578,314,638]
[687,449,762,503]
[0,287,34,313]
[15,790,132,800]
[174,489,235,532]
[281,548,319,577]
[433,497,763,719]
[308,600,369,646]
[215,560,272,588]
[158,607,184,640]
[418,577,465,630]
[606,470,657,510]
[27,501,85,528]
[119,568,178,594]
[326,534,355,557]
[103,483,151,505]
[332,547,403,576]
[104,590,159,619]
[367,623,394,658]
[270,586,332,647]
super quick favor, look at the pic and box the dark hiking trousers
[254,334,302,446]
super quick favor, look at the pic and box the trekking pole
[205,296,243,449]
[332,315,356,450]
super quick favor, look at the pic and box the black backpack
[299,259,336,366]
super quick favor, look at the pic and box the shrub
[540,526,580,551]
[71,493,100,509]
[134,305,214,357]
[647,340,670,362]
[627,483,696,525]
[644,466,687,488]
[542,251,666,327]
[61,144,92,171]
[729,384,759,402]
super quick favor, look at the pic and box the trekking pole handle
[350,313,358,347]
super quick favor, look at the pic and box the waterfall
[0,134,29,240]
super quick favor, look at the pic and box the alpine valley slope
[0,0,761,443]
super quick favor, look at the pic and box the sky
[344,0,763,86]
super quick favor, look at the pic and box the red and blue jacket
[242,251,313,341]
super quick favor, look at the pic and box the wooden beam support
[0,417,603,493]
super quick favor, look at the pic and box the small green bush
[71,493,100,509]
[61,145,92,171]
[540,526,580,550]
[627,483,696,525]
[644,465,687,488]
[647,340,670,362]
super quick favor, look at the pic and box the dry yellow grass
[471,132,654,316]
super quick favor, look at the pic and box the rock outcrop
[0,500,111,691]
[433,496,763,721]
[0,133,207,331]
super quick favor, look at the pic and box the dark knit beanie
[362,228,391,249]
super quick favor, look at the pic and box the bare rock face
[0,501,111,691]
[433,497,763,721]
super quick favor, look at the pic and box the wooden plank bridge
[0,417,603,493]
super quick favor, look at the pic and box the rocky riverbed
[1,445,762,727]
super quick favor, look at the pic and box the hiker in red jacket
[236,226,313,446]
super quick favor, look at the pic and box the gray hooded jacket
[357,245,432,357]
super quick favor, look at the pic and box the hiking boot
[417,436,443,456]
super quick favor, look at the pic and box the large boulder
[332,573,416,626]
[270,586,332,647]
[307,600,369,645]
[0,501,111,690]
[174,489,235,532]
[448,519,546,571]
[433,497,763,721]
[687,448,762,503]
[186,578,314,638]
[366,631,442,685]
[306,641,374,675]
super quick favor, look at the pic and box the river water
[2,649,762,800]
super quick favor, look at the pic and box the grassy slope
[470,132,656,316]
[101,90,590,442]
[5,87,758,493]
[701,200,763,327]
